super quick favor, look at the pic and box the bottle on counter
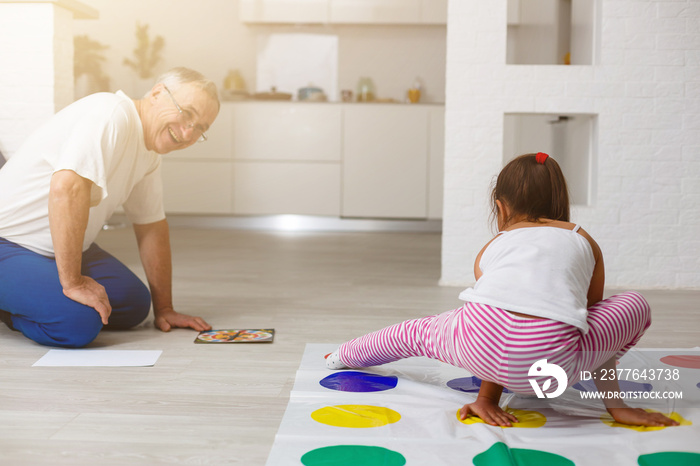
[356,77,375,102]
[407,78,421,104]
[223,69,249,100]
[224,69,246,91]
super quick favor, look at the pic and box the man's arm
[49,170,111,324]
[132,219,211,332]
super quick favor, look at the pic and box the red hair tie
[536,152,549,164]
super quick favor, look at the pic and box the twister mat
[266,344,700,465]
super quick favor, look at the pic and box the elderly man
[0,67,217,347]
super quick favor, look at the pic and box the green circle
[638,452,700,466]
[473,442,574,466]
[301,445,406,466]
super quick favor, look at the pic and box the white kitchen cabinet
[240,0,446,25]
[230,102,342,216]
[161,160,233,214]
[239,0,328,23]
[330,0,420,24]
[342,105,429,219]
[233,162,341,215]
[420,0,448,25]
[232,102,342,162]
[159,102,443,219]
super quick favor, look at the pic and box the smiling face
[142,83,219,154]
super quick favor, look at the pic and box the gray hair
[151,67,219,108]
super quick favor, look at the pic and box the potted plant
[124,23,164,95]
[74,34,110,99]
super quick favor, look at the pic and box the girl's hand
[607,407,679,427]
[459,398,519,427]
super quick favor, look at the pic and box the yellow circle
[311,405,401,428]
[457,408,547,428]
[601,410,692,431]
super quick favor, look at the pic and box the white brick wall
[0,3,75,158]
[441,0,700,290]
[54,6,75,111]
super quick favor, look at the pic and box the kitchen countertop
[219,99,445,106]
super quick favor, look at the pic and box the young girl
[326,152,678,428]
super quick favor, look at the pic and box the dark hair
[490,153,570,231]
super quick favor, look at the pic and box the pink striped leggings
[338,292,651,395]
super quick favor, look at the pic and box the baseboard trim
[106,214,442,233]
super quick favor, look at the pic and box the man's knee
[55,324,102,348]
[17,310,103,348]
[124,281,151,327]
[50,310,103,348]
[105,279,151,330]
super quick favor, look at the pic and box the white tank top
[458,225,595,333]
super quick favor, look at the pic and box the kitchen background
[0,0,698,290]
[72,0,448,104]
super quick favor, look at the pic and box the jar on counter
[356,77,375,102]
[224,69,246,91]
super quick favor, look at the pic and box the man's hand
[607,406,680,427]
[459,397,519,427]
[133,220,211,334]
[154,307,212,333]
[62,276,111,325]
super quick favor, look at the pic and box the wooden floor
[1,226,698,465]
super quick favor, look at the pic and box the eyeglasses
[163,85,208,143]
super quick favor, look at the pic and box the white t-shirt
[0,91,165,257]
[458,226,596,333]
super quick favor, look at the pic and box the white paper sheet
[32,349,163,367]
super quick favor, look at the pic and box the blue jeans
[0,238,150,347]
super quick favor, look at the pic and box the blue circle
[447,376,512,393]
[320,371,398,392]
[572,378,653,393]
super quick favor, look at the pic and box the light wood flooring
[1,226,698,465]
